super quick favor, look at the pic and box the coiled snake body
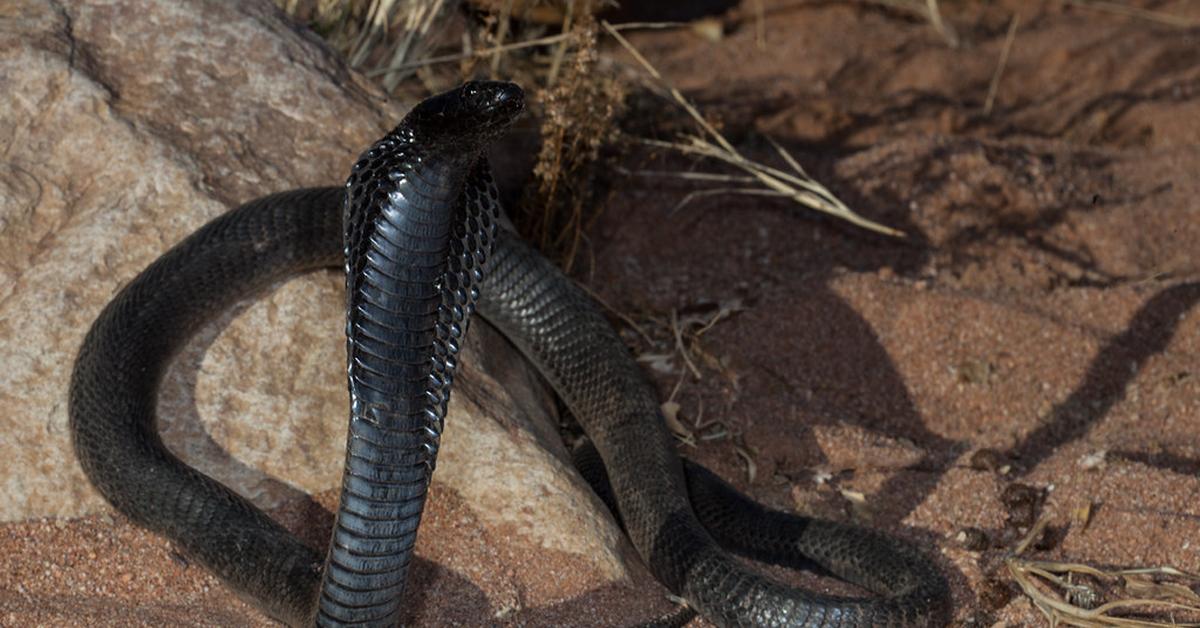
[69,81,950,627]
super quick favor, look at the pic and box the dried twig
[602,19,904,237]
[572,280,654,346]
[735,446,757,483]
[546,0,575,86]
[362,20,686,76]
[765,135,809,177]
[635,136,905,237]
[1008,557,1200,627]
[670,188,787,214]
[1005,512,1200,626]
[861,0,957,46]
[280,0,452,88]
[1012,512,1049,556]
[1065,0,1199,28]
[617,168,758,184]
[353,0,451,89]
[984,13,1020,116]
[924,0,959,47]
[670,310,703,379]
[601,21,735,153]
[752,0,766,50]
[366,32,573,75]
[489,0,514,77]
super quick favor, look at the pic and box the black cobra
[69,81,950,627]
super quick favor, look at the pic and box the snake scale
[69,81,950,627]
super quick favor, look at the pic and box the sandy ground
[4,0,1200,626]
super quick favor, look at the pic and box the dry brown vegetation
[521,11,624,270]
[273,0,895,268]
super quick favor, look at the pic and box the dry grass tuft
[276,2,923,251]
[1004,515,1200,626]
[521,7,625,271]
[1008,558,1200,626]
[1065,0,1199,28]
[602,20,906,238]
[983,13,1020,116]
[861,0,958,46]
[278,1,632,268]
[276,0,452,89]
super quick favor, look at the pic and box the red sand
[5,0,1200,626]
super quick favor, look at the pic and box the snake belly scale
[69,81,950,627]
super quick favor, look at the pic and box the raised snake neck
[69,81,950,627]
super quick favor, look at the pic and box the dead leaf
[734,446,757,483]
[661,400,695,445]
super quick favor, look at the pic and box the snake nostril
[491,84,523,113]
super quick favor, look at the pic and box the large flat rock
[0,0,639,623]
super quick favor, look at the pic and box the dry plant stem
[670,188,787,214]
[765,135,809,177]
[667,371,687,405]
[381,0,448,89]
[692,399,709,431]
[861,0,929,18]
[924,0,958,47]
[618,168,758,184]
[860,0,956,45]
[694,136,834,200]
[320,0,450,88]
[547,0,576,87]
[637,136,905,237]
[523,10,622,272]
[347,0,388,66]
[599,22,737,155]
[693,305,740,337]
[603,20,905,237]
[1065,0,1199,28]
[670,310,703,380]
[489,0,515,77]
[753,0,766,50]
[1008,530,1200,628]
[607,21,687,31]
[984,13,1020,116]
[1025,562,1200,582]
[1012,512,1049,556]
[572,280,655,346]
[734,446,757,483]
[1007,557,1200,627]
[369,21,685,75]
[368,32,573,75]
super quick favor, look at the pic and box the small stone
[978,576,1014,611]
[957,527,990,551]
[1078,450,1107,469]
[1001,483,1044,528]
[957,358,994,385]
[968,448,1007,472]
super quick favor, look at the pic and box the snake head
[405,80,524,152]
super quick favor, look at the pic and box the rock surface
[0,0,637,623]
